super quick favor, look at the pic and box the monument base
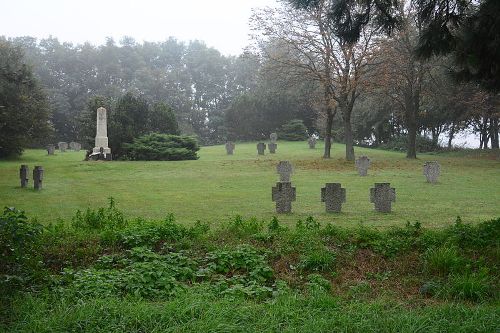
[92,147,111,154]
[89,147,112,161]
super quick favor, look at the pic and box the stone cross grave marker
[58,142,68,152]
[308,137,316,149]
[370,183,396,212]
[423,161,441,183]
[19,165,29,188]
[355,155,371,176]
[268,142,277,154]
[321,183,346,213]
[270,132,278,143]
[272,182,296,213]
[225,142,235,155]
[277,161,293,182]
[47,144,55,155]
[257,142,266,155]
[33,166,44,190]
[69,142,82,151]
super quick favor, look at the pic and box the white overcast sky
[0,0,277,55]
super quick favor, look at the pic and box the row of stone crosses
[271,160,441,213]
[46,141,82,155]
[225,133,320,155]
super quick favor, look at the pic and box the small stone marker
[321,183,346,213]
[268,142,277,154]
[69,142,82,151]
[423,161,440,183]
[225,142,235,155]
[308,137,316,149]
[270,132,278,143]
[19,165,29,188]
[257,142,266,155]
[370,183,396,212]
[58,142,68,152]
[355,155,371,176]
[272,182,296,213]
[33,166,44,190]
[47,144,55,155]
[277,161,293,182]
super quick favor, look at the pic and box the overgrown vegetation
[1,200,499,331]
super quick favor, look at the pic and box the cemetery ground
[0,141,499,227]
[1,141,499,332]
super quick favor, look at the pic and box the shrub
[298,248,336,272]
[71,197,126,232]
[122,133,199,161]
[378,135,440,152]
[0,208,44,292]
[446,271,492,301]
[424,246,463,276]
[278,119,308,141]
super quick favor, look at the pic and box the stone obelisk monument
[92,107,112,160]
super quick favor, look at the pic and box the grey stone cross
[276,161,293,182]
[321,183,346,213]
[225,142,235,155]
[257,142,266,155]
[272,182,296,213]
[58,142,68,152]
[355,155,371,176]
[268,142,277,154]
[19,165,29,188]
[423,161,440,183]
[33,166,44,191]
[308,137,316,149]
[270,132,278,143]
[370,183,396,212]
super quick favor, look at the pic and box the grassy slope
[0,141,498,227]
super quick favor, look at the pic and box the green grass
[0,141,499,227]
[6,290,499,333]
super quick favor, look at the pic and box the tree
[251,1,377,160]
[416,0,500,92]
[0,39,52,158]
[374,6,433,158]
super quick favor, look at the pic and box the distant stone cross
[270,132,278,143]
[370,183,396,212]
[225,142,235,155]
[19,165,29,188]
[276,161,293,182]
[272,182,296,213]
[308,137,316,149]
[321,183,346,213]
[69,142,82,151]
[33,166,44,191]
[257,142,266,155]
[423,161,440,183]
[355,155,371,176]
[58,142,68,152]
[268,142,277,154]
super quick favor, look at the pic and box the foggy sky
[0,0,277,55]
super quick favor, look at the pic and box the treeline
[1,3,499,158]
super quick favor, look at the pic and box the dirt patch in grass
[333,249,423,300]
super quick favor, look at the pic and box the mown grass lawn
[0,141,498,227]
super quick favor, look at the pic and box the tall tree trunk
[344,112,355,161]
[490,117,499,149]
[405,103,417,159]
[324,111,333,158]
[447,123,455,149]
